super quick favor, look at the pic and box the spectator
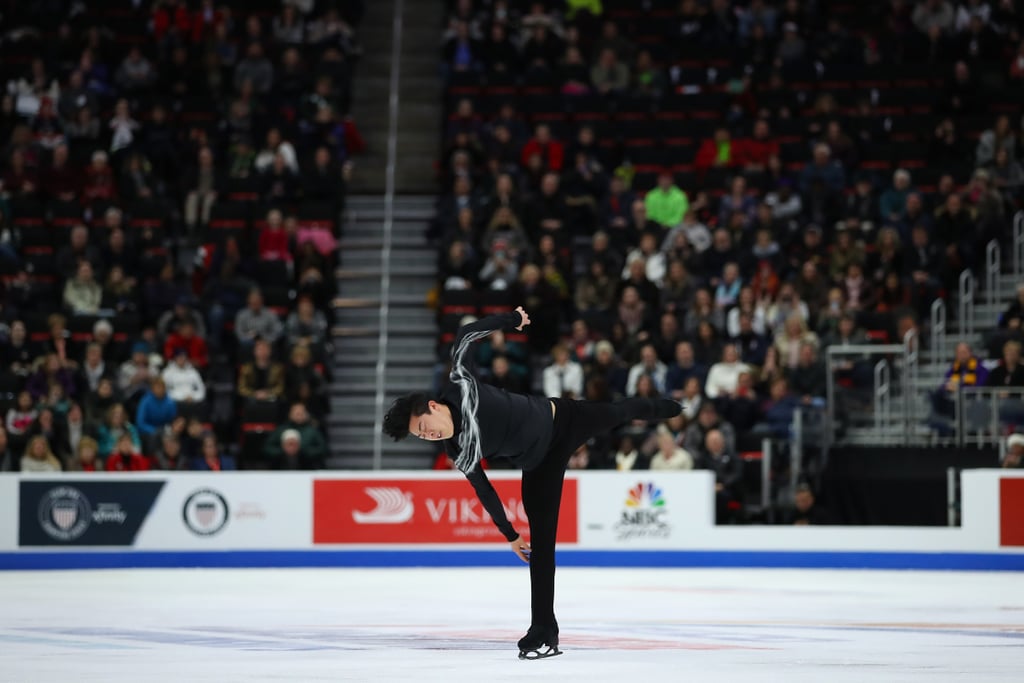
[880,169,914,224]
[258,208,293,262]
[63,262,103,315]
[21,435,62,473]
[626,344,668,397]
[67,436,101,472]
[932,342,989,420]
[163,320,209,370]
[27,355,76,403]
[975,115,1016,167]
[193,433,237,471]
[590,48,629,94]
[105,432,149,471]
[161,348,206,405]
[63,402,95,459]
[238,338,285,403]
[666,341,707,399]
[774,314,820,369]
[650,426,694,470]
[283,343,325,415]
[264,403,327,469]
[155,433,188,471]
[119,342,163,400]
[235,289,284,350]
[695,126,740,171]
[77,343,113,396]
[758,377,800,438]
[55,225,101,281]
[699,428,744,523]
[543,344,584,399]
[644,171,689,227]
[234,42,274,94]
[97,403,142,459]
[786,342,828,404]
[704,344,751,400]
[520,123,564,172]
[683,401,737,457]
[912,0,955,35]
[42,143,78,202]
[135,378,177,448]
[0,426,13,471]
[1005,433,1024,469]
[567,443,590,470]
[2,320,34,376]
[799,143,845,195]
[986,340,1024,388]
[183,146,220,232]
[784,483,835,525]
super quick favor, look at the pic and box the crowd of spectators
[0,0,364,473]
[432,0,1024,517]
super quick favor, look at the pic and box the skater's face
[410,401,454,441]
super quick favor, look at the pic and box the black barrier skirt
[821,447,998,526]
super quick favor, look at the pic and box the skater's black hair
[383,392,433,441]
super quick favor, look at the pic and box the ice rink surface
[1,566,1022,683]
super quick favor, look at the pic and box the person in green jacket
[263,402,327,468]
[644,171,689,228]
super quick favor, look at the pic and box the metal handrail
[1014,210,1024,276]
[953,386,1024,447]
[873,359,891,436]
[986,240,1000,308]
[761,437,772,522]
[903,328,919,441]
[958,270,975,339]
[931,298,947,365]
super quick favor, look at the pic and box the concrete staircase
[836,251,1021,447]
[327,196,439,469]
[347,0,441,194]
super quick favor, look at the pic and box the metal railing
[931,298,947,365]
[952,387,1024,447]
[986,240,1000,308]
[959,269,975,340]
[825,342,913,445]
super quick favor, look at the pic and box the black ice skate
[517,623,561,660]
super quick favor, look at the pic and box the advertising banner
[131,474,311,550]
[313,477,578,544]
[19,480,165,547]
[577,472,714,549]
[1000,478,1024,547]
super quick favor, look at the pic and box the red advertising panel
[1000,478,1024,547]
[313,478,578,544]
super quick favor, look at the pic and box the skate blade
[518,646,562,660]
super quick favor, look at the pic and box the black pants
[520,397,653,627]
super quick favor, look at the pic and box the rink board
[0,470,1022,570]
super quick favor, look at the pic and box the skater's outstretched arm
[449,307,530,473]
[448,306,530,380]
[465,465,521,543]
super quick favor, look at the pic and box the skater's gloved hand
[510,534,531,563]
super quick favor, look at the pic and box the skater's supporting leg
[520,397,680,630]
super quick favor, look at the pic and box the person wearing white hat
[1005,433,1024,469]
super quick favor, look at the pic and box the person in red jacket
[695,126,740,171]
[520,124,564,172]
[105,433,149,471]
[163,320,209,369]
[736,119,780,172]
[257,208,293,262]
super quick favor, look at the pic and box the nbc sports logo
[352,487,414,524]
[625,482,666,510]
[615,482,671,540]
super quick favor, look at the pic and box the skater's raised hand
[510,534,531,563]
[514,306,531,331]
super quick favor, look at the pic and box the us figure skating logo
[614,482,671,540]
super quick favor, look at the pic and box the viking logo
[183,489,229,536]
[352,487,414,524]
[38,486,92,542]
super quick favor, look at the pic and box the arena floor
[1,567,1021,682]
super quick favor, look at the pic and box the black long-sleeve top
[440,312,555,541]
